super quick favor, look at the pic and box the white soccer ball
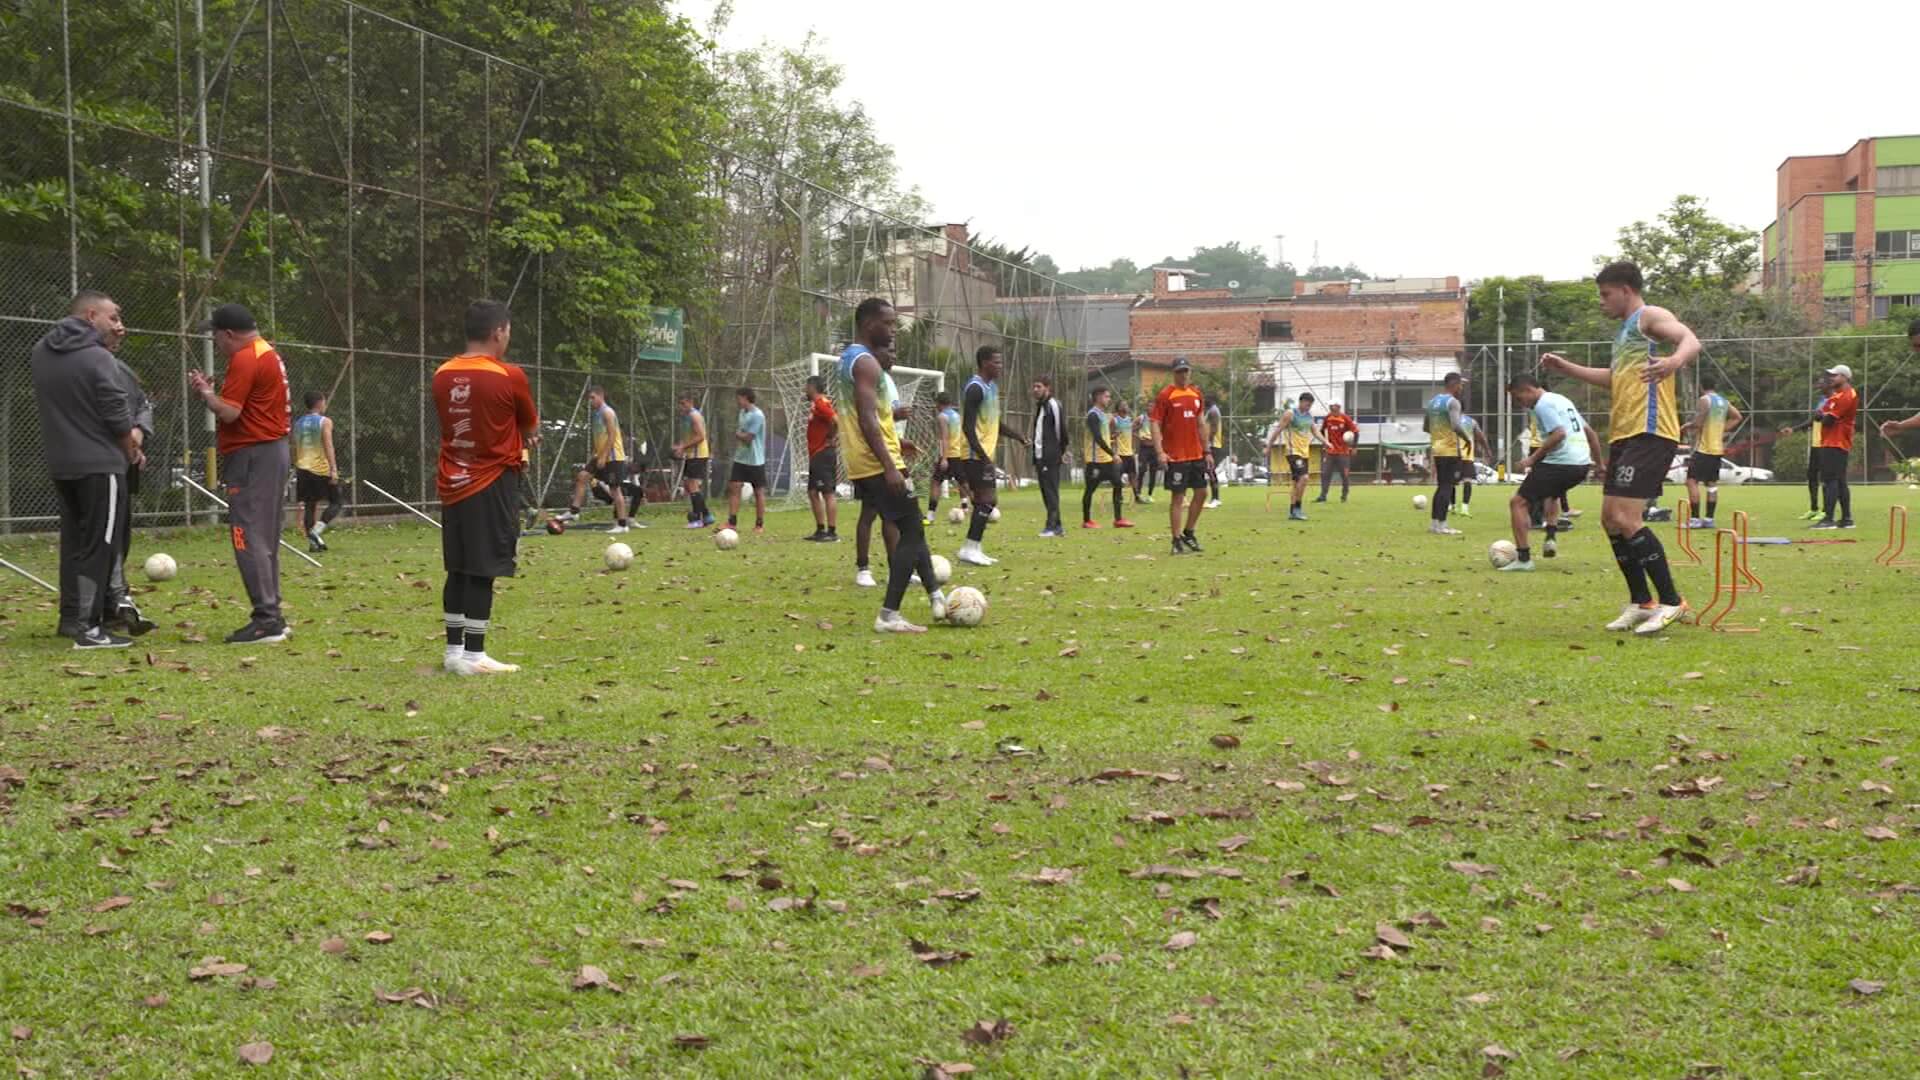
[947,507,966,525]
[603,542,634,571]
[1488,540,1518,568]
[1345,430,1358,445]
[945,585,987,627]
[1413,494,1429,510]
[142,553,177,582]
[988,507,1001,523]
[714,527,739,550]
[928,554,952,585]
[835,483,853,500]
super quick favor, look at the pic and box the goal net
[772,353,947,507]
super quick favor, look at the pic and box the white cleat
[450,653,520,674]
[1542,538,1558,559]
[1496,560,1535,572]
[1604,604,1657,632]
[928,589,948,622]
[608,524,630,534]
[1205,499,1222,509]
[956,546,997,567]
[1431,524,1462,536]
[854,568,877,588]
[1633,603,1689,635]
[873,610,927,634]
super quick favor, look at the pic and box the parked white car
[1664,451,1772,485]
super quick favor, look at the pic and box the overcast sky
[682,0,1916,283]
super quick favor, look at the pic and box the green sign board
[638,306,684,363]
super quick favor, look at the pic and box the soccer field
[1,484,1915,1077]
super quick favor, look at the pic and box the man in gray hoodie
[30,290,140,649]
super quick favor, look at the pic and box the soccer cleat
[1685,517,1712,530]
[1456,504,1472,517]
[1181,532,1203,553]
[803,529,826,542]
[922,513,935,525]
[1555,518,1576,532]
[1633,602,1689,635]
[307,528,327,552]
[957,546,996,567]
[73,626,133,650]
[1838,519,1856,529]
[554,509,578,523]
[1809,519,1839,530]
[1604,603,1657,632]
[1137,495,1154,504]
[1542,538,1558,559]
[1313,496,1328,503]
[685,519,706,530]
[1288,508,1307,521]
[1113,518,1135,529]
[109,602,156,637]
[225,620,289,645]
[1643,507,1672,523]
[1205,499,1222,509]
[1169,539,1186,556]
[873,610,927,634]
[1431,524,1462,536]
[928,589,948,622]
[608,524,630,535]
[855,568,877,588]
[464,653,520,673]
[1563,509,1584,518]
[1496,560,1535,572]
[1082,520,1102,529]
[1799,509,1821,521]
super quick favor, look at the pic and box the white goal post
[772,353,947,505]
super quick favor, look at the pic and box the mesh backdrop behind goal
[774,354,948,506]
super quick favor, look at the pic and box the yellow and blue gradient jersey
[1207,404,1224,449]
[1425,393,1466,457]
[590,404,625,462]
[1608,307,1679,442]
[292,413,328,473]
[1083,406,1114,464]
[1280,409,1314,458]
[679,408,709,459]
[833,344,902,480]
[1113,415,1134,457]
[940,406,964,459]
[1807,396,1826,459]
[964,374,1001,462]
[1697,392,1729,455]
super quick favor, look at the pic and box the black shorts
[728,461,767,489]
[681,457,708,485]
[1138,444,1160,465]
[1685,452,1722,483]
[1432,456,1466,488]
[1166,459,1212,492]
[1086,461,1119,485]
[442,472,520,579]
[1814,445,1849,480]
[1519,462,1590,503]
[807,449,838,494]
[1210,447,1229,467]
[959,457,996,489]
[295,468,337,503]
[1604,435,1677,500]
[1286,454,1309,480]
[1117,455,1136,478]
[934,456,966,484]
[591,459,628,487]
[851,475,922,525]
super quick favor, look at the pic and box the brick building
[1764,134,1920,325]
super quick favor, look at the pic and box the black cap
[197,303,257,333]
[1172,356,1191,371]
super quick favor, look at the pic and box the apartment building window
[1875,230,1920,260]
[1877,165,1920,195]
[1824,233,1854,262]
[1343,381,1442,416]
[1873,294,1920,320]
[1259,319,1293,341]
[1822,298,1855,325]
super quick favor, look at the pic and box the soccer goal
[772,353,947,507]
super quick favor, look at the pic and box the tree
[1465,277,1613,346]
[1598,194,1802,340]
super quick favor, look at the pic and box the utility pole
[194,0,216,501]
[1495,285,1506,469]
[1274,234,1285,273]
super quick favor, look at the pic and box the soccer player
[433,299,537,675]
[1080,387,1132,528]
[188,303,292,645]
[852,360,917,585]
[1541,261,1699,634]
[292,391,343,552]
[1423,373,1473,536]
[1316,402,1358,504]
[802,376,840,541]
[1113,399,1138,504]
[1806,364,1858,529]
[1031,375,1066,537]
[558,386,631,533]
[1501,374,1603,571]
[1266,392,1315,520]
[836,298,944,633]
[725,387,768,534]
[1149,357,1210,554]
[957,346,1026,566]
[1454,415,1492,516]
[927,390,964,523]
[1680,377,1742,529]
[671,391,714,530]
[1204,394,1226,508]
[1133,408,1159,503]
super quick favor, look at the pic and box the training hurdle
[1875,505,1915,568]
[1675,499,1702,564]
[1696,511,1761,632]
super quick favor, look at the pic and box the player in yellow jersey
[926,390,966,523]
[1542,261,1701,635]
[1266,392,1317,520]
[671,391,714,529]
[291,390,341,552]
[561,385,633,533]
[1680,377,1742,528]
[1080,387,1132,528]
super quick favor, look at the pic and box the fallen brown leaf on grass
[90,896,133,913]
[909,938,973,967]
[319,936,348,955]
[1862,826,1899,842]
[236,1042,273,1065]
[1778,865,1820,887]
[1483,1044,1515,1060]
[1375,923,1413,950]
[1448,861,1500,877]
[1130,865,1202,881]
[10,1027,29,1042]
[1218,834,1252,852]
[364,930,394,944]
[1164,931,1198,951]
[1848,978,1885,996]
[672,1034,711,1049]
[1661,776,1724,798]
[572,965,622,992]
[924,1063,975,1078]
[1666,878,1696,893]
[1014,867,1074,886]
[1359,944,1397,960]
[960,1019,1016,1046]
[849,963,886,978]
[374,987,436,1009]
[188,959,248,980]
[1209,734,1240,750]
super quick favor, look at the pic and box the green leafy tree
[1598,194,1803,340]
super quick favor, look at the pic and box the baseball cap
[196,303,257,333]
[1823,364,1852,380]
[1172,356,1191,371]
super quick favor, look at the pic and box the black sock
[442,574,465,646]
[728,514,738,527]
[1545,524,1558,541]
[1517,546,1531,563]
[1705,491,1718,519]
[1611,535,1652,604]
[462,574,495,653]
[1627,528,1681,606]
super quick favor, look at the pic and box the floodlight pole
[1495,285,1506,469]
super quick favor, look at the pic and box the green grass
[2,483,1916,1077]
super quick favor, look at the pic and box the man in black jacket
[30,290,140,649]
[1030,374,1065,537]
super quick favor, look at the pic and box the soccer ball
[1488,540,1519,568]
[603,542,634,571]
[947,506,966,525]
[988,507,1002,524]
[929,554,952,585]
[142,553,177,582]
[714,527,740,550]
[1345,430,1358,445]
[945,585,987,627]
[545,517,566,535]
[1413,494,1428,510]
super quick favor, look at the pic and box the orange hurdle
[1696,528,1759,633]
[1675,499,1702,565]
[1875,505,1914,567]
[1729,510,1762,593]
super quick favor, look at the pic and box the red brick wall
[1129,296,1467,367]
